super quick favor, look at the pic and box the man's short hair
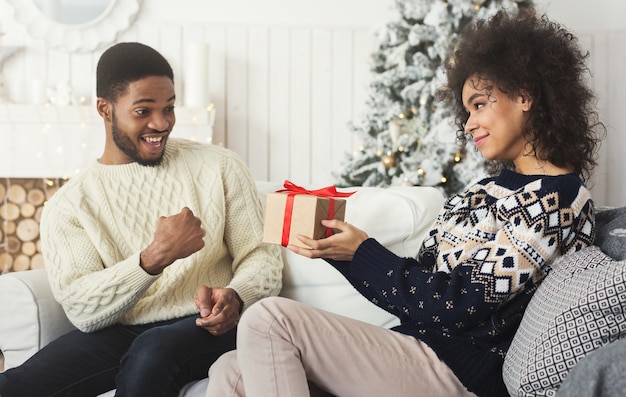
[96,42,174,102]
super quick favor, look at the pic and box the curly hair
[96,42,174,103]
[439,8,604,181]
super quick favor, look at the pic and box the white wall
[0,0,624,206]
[537,0,626,30]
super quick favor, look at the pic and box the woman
[205,8,604,397]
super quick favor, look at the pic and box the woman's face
[462,76,533,171]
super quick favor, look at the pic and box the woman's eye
[475,103,484,110]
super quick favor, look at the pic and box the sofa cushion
[255,182,445,328]
[554,337,626,397]
[0,269,75,370]
[502,246,626,396]
[594,206,626,260]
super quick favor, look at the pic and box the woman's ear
[519,90,533,112]
[96,98,112,122]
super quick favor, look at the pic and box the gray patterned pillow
[594,206,626,260]
[502,246,626,397]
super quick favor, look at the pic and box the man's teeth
[145,136,163,143]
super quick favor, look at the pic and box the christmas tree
[336,0,534,196]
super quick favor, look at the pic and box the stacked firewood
[0,178,68,273]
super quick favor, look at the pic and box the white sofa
[0,181,446,397]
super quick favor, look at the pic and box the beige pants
[206,296,476,397]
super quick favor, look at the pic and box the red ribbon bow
[277,180,355,246]
[278,180,355,198]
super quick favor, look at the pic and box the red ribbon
[277,180,355,246]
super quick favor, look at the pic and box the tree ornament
[381,153,396,169]
[389,120,402,145]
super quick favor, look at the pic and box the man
[0,42,283,397]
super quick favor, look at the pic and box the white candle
[183,42,210,108]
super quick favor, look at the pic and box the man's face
[104,75,176,166]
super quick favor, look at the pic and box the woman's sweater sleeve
[334,185,594,331]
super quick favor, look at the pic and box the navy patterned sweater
[328,170,595,397]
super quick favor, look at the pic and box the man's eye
[136,109,149,116]
[166,106,175,113]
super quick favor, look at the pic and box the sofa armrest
[0,269,75,370]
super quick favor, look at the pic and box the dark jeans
[0,314,236,397]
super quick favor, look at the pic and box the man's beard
[111,112,164,167]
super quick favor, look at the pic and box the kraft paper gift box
[262,181,354,249]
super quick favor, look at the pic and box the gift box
[262,181,354,248]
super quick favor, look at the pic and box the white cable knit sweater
[40,138,283,332]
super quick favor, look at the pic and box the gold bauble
[381,155,396,169]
